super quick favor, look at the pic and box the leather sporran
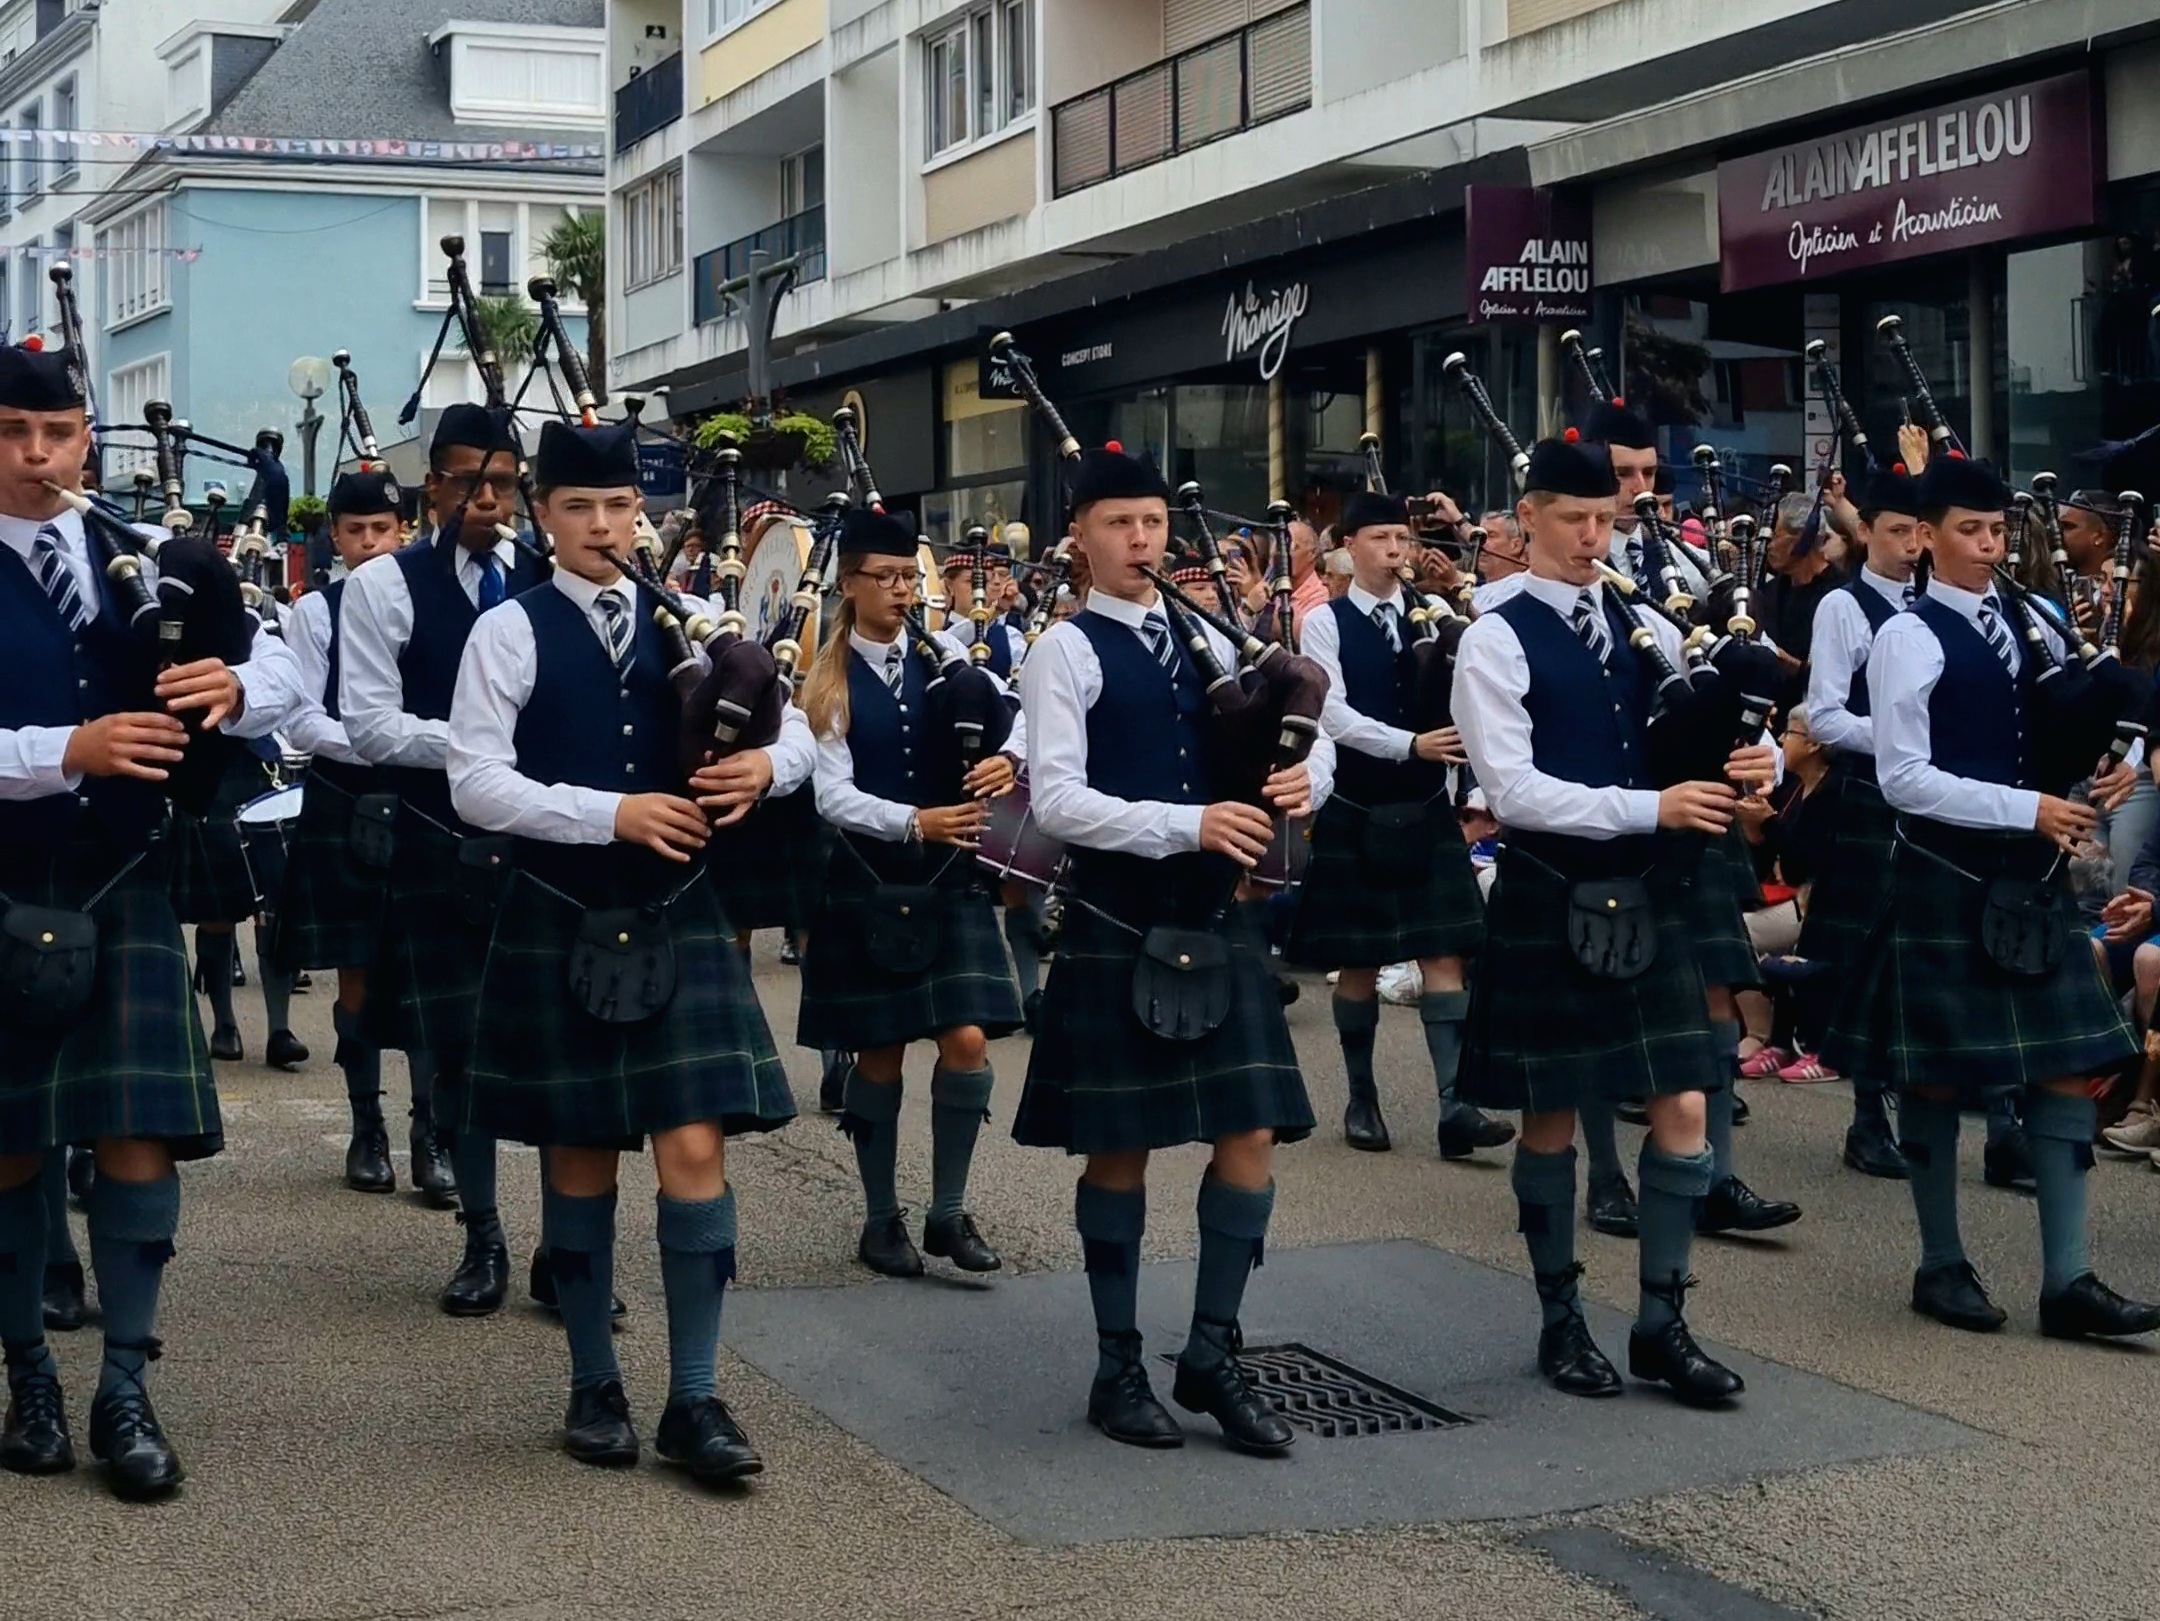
[0,903,99,1032]
[1130,926,1233,1041]
[1361,802,1436,882]
[451,836,515,931]
[1978,877,2069,978]
[567,907,677,1024]
[1566,878,1658,981]
[861,884,942,975]
[348,793,399,872]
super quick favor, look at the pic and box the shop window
[922,479,1027,552]
[948,406,1026,481]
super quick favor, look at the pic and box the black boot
[208,1026,243,1063]
[439,1216,510,1317]
[818,1051,850,1115]
[1171,1322,1294,1456]
[1843,1113,1909,1180]
[1343,1074,1391,1153]
[655,1395,763,1484]
[1695,1175,1802,1235]
[562,1380,639,1468]
[1022,989,1045,1035]
[1627,1277,1743,1407]
[1,1347,73,1475]
[1087,1333,1183,1449]
[2038,1273,2160,1341]
[1534,1265,1621,1398]
[264,1029,310,1071]
[41,1263,87,1333]
[87,1343,184,1500]
[1983,1125,2036,1192]
[344,1099,394,1195]
[408,1116,457,1210]
[1911,1260,2008,1332]
[922,1212,1001,1273]
[527,1248,628,1325]
[1585,1172,1640,1239]
[1437,1102,1515,1160]
[857,1213,925,1278]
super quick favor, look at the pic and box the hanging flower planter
[694,411,837,472]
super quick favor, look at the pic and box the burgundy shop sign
[1718,72,2100,293]
[1465,185,1592,324]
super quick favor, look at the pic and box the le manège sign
[1717,72,2100,293]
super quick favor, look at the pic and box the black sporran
[451,836,516,931]
[1361,801,1436,882]
[1131,926,1233,1041]
[1566,879,1659,981]
[0,903,98,1032]
[862,884,942,975]
[567,906,677,1024]
[348,793,399,872]
[1978,877,2069,978]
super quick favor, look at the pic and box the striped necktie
[1977,594,2017,673]
[29,525,90,633]
[597,590,632,670]
[884,643,905,696]
[1571,590,1612,665]
[1371,602,1401,653]
[1139,612,1177,670]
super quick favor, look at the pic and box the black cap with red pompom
[1070,441,1169,510]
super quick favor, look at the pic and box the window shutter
[1163,0,1247,54]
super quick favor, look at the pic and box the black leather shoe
[440,1223,509,1317]
[1022,989,1045,1035]
[1984,1128,2036,1192]
[1586,1172,1639,1239]
[291,970,313,992]
[42,1263,87,1333]
[1843,1118,1909,1180]
[1534,1267,1621,1397]
[2039,1272,2160,1341]
[923,1212,1001,1273]
[66,1147,94,1204]
[858,1213,925,1278]
[1731,1091,1751,1126]
[208,1025,243,1063]
[264,1029,309,1071]
[778,936,802,966]
[655,1395,763,1485]
[1343,1079,1391,1152]
[1615,1099,1650,1126]
[344,1122,394,1194]
[818,1051,850,1115]
[526,1249,628,1326]
[562,1380,639,1468]
[1275,975,1300,1007]
[1628,1279,1743,1407]
[1438,1102,1515,1160]
[1,1355,73,1475]
[87,1347,183,1500]
[1695,1175,1802,1236]
[1172,1327,1294,1456]
[1087,1337,1183,1449]
[408,1122,458,1209]
[1911,1260,2008,1332]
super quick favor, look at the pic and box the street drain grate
[1166,1343,1470,1439]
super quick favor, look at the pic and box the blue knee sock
[842,1066,903,1224]
[449,1129,501,1246]
[1579,1095,1625,1183]
[928,1064,993,1224]
[1183,1176,1274,1370]
[197,927,237,1029]
[0,1176,49,1372]
[1003,904,1042,1001]
[1511,1145,1580,1326]
[1422,991,1473,1109]
[1332,993,1379,1092]
[1075,1180,1145,1380]
[657,1188,737,1405]
[1636,1141,1712,1333]
[2025,1089,2097,1295]
[40,1148,78,1269]
[257,942,292,1033]
[1706,1021,1743,1181]
[1899,1094,1966,1272]
[541,1185,619,1391]
[334,1006,383,1124]
[85,1172,180,1401]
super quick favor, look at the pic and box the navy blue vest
[964,621,1013,680]
[1842,574,1903,719]
[1490,589,1654,792]
[321,579,348,721]
[508,581,679,896]
[0,539,166,855]
[844,642,936,810]
[1325,595,1446,804]
[1913,594,2035,788]
[387,533,546,827]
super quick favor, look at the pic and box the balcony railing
[694,205,827,326]
[1050,2,1311,197]
[614,51,683,154]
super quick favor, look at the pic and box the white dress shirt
[1019,591,1335,859]
[340,533,519,769]
[1805,568,1911,759]
[1453,574,1676,839]
[1869,577,2048,833]
[279,587,360,765]
[1301,583,1415,761]
[814,630,935,843]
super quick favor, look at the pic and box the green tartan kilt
[362,811,491,1068]
[168,756,278,924]
[1820,825,2137,1101]
[709,786,829,935]
[1283,796,1484,968]
[271,764,387,974]
[1794,769,1896,972]
[1458,839,1724,1116]
[0,835,220,1159]
[1672,825,1764,991]
[1013,896,1313,1156]
[796,837,1022,1051]
[459,867,797,1149]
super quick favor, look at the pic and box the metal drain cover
[1168,1343,1470,1439]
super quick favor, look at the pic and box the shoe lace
[98,1338,163,1442]
[586,1381,632,1422]
[1640,1271,1700,1320]
[1534,1261,1590,1325]
[4,1345,63,1428]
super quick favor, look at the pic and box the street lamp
[288,355,333,497]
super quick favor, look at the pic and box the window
[18,100,38,201]
[0,123,10,223]
[101,203,170,329]
[107,356,171,479]
[431,25,606,131]
[422,197,588,307]
[706,0,776,36]
[478,199,516,293]
[166,44,208,130]
[622,168,683,289]
[18,243,40,341]
[52,77,74,185]
[924,1,1036,161]
[0,261,10,343]
[779,146,823,219]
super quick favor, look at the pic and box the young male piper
[1452,436,1761,1406]
[446,420,799,1477]
[1015,445,1331,1455]
[799,511,1024,1278]
[1285,488,1508,1159]
[1799,464,1925,1180]
[1822,456,2160,1340]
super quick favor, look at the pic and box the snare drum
[744,516,817,648]
[237,782,306,911]
[975,771,1068,890]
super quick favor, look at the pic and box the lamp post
[288,355,332,497]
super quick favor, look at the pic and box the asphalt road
[7,933,2158,1621]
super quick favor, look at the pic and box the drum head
[744,519,816,648]
[238,783,307,826]
[918,542,950,632]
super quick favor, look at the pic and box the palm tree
[545,210,607,405]
[472,294,538,373]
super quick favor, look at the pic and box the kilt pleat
[1457,840,1723,1115]
[1793,770,1896,972]
[363,810,490,1067]
[1820,826,2137,1100]
[271,766,387,973]
[1283,796,1484,968]
[168,756,277,924]
[1672,826,1764,991]
[0,837,220,1159]
[1013,897,1312,1155]
[796,837,1022,1050]
[460,867,796,1148]
[709,786,829,935]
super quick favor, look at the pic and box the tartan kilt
[270,763,386,973]
[0,835,220,1160]
[1457,838,1724,1116]
[1793,769,1896,972]
[1672,825,1764,991]
[168,756,278,924]
[1013,885,1313,1155]
[1283,796,1485,968]
[1820,825,2137,1101]
[796,837,1022,1051]
[460,865,796,1148]
[363,810,490,1068]
[709,786,828,935]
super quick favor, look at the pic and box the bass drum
[743,516,818,650]
[918,542,951,632]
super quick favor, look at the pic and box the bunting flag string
[8,244,204,260]
[0,127,603,163]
